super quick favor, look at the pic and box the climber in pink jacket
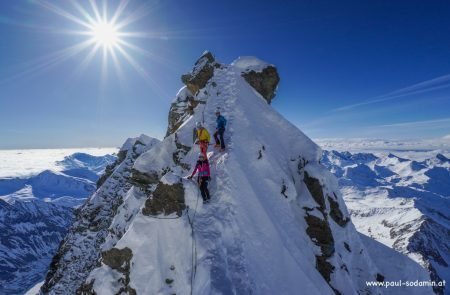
[188,153,211,203]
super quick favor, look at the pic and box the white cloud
[314,137,450,152]
[332,74,450,112]
[0,148,117,178]
[378,117,450,129]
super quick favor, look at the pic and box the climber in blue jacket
[214,108,227,151]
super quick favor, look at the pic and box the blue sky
[0,0,449,149]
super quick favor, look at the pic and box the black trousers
[198,176,210,201]
[214,128,225,149]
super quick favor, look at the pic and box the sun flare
[90,22,120,48]
[34,0,160,87]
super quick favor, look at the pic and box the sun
[33,0,161,87]
[90,21,120,48]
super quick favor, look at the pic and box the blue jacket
[216,115,227,130]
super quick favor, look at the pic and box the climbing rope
[145,74,230,293]
[186,179,201,295]
[202,101,206,125]
[144,215,182,220]
[201,82,212,125]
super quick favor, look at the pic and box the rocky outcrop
[304,172,326,210]
[130,168,159,187]
[242,66,280,104]
[102,247,133,273]
[142,182,185,217]
[173,132,191,170]
[76,280,95,295]
[302,171,346,292]
[166,52,216,137]
[408,218,448,295]
[97,150,127,188]
[305,213,335,283]
[328,195,350,227]
[99,247,136,295]
[181,51,216,95]
[304,207,336,287]
[166,88,202,137]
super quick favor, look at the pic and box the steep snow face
[42,54,432,295]
[322,150,450,294]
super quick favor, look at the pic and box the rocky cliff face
[232,56,280,104]
[241,66,279,104]
[40,53,432,295]
[181,51,217,95]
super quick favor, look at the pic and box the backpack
[218,116,227,128]
[222,116,227,127]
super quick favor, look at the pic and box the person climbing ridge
[193,122,210,159]
[214,108,227,151]
[188,153,211,203]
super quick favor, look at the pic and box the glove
[207,176,211,181]
[187,176,192,180]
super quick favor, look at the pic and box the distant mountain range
[0,151,115,295]
[322,149,450,294]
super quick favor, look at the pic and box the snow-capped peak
[41,52,432,295]
[231,56,271,73]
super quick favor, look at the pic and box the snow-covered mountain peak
[231,56,271,73]
[41,53,432,295]
[436,153,450,163]
[120,134,158,152]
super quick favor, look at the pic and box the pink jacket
[191,160,211,178]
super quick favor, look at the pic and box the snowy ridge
[41,53,432,295]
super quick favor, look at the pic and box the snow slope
[42,53,432,295]
[322,149,450,294]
